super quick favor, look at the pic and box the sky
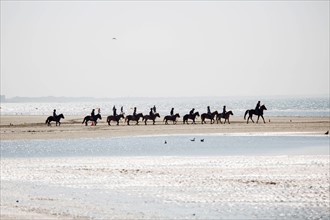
[1,0,329,98]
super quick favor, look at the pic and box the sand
[1,115,329,219]
[0,115,329,140]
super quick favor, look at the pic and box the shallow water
[1,134,329,158]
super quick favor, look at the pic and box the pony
[82,113,102,126]
[143,113,160,125]
[163,113,180,125]
[107,114,125,126]
[183,112,200,124]
[244,105,267,124]
[201,111,218,124]
[45,114,65,126]
[125,113,144,125]
[217,111,234,124]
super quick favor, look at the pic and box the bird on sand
[325,131,329,135]
[200,139,204,142]
[190,138,195,142]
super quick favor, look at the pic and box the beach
[0,115,329,140]
[1,115,329,219]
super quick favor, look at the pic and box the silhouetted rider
[189,108,195,115]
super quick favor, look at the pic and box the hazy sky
[1,1,329,98]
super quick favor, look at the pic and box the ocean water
[1,134,329,158]
[0,96,329,116]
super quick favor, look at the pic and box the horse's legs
[261,115,266,123]
[256,116,260,123]
[153,119,155,125]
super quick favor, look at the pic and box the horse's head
[137,113,143,117]
[195,112,200,117]
[175,113,180,118]
[260,105,267,110]
[97,114,102,120]
[120,114,125,119]
[59,114,65,119]
[155,113,160,118]
[214,111,218,115]
[228,111,233,115]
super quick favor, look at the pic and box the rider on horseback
[207,106,211,115]
[133,107,137,116]
[222,105,226,116]
[53,109,57,118]
[113,106,117,116]
[149,108,154,117]
[170,108,174,116]
[255,101,261,114]
[189,108,195,115]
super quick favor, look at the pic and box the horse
[183,112,200,124]
[107,114,125,126]
[244,105,267,124]
[82,114,102,126]
[217,111,234,124]
[143,113,160,125]
[163,113,180,125]
[45,114,65,126]
[125,113,143,125]
[201,111,218,124]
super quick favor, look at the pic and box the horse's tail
[82,117,86,124]
[45,118,49,124]
[244,110,249,120]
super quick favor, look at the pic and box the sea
[0,96,329,116]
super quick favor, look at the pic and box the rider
[207,106,211,115]
[189,108,195,115]
[133,107,137,116]
[255,101,261,114]
[153,105,156,113]
[170,108,174,116]
[222,105,226,116]
[113,105,117,116]
[120,106,124,114]
[149,108,154,116]
[91,109,96,126]
[53,109,57,118]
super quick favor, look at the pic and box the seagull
[200,139,204,142]
[325,131,329,135]
[164,140,167,144]
[190,138,195,142]
[112,38,117,40]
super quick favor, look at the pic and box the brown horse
[201,111,218,124]
[163,113,180,125]
[45,114,65,126]
[107,114,125,126]
[82,114,102,126]
[125,113,144,125]
[217,111,233,124]
[143,113,160,125]
[183,112,200,124]
[244,105,267,124]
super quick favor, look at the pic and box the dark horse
[244,105,267,124]
[217,111,234,124]
[201,111,218,124]
[183,112,200,124]
[107,114,125,126]
[82,114,102,126]
[125,113,143,125]
[45,114,65,126]
[163,113,180,125]
[143,113,160,125]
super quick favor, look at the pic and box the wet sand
[1,115,329,219]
